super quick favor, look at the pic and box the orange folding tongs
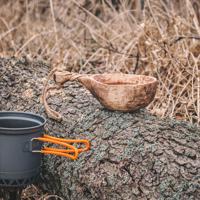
[32,134,90,160]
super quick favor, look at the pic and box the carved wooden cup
[43,71,158,121]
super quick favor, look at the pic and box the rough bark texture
[0,57,200,200]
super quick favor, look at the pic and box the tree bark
[0,57,200,200]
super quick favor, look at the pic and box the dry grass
[0,0,200,198]
[0,0,199,125]
[21,185,64,200]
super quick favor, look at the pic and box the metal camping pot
[0,111,90,188]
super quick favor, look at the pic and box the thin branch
[170,35,200,45]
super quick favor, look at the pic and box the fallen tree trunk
[41,97,200,200]
[0,57,200,200]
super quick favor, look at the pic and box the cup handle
[31,134,90,160]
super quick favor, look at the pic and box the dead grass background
[0,0,200,199]
[0,0,200,125]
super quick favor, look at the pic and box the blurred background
[0,0,200,125]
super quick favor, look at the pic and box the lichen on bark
[0,57,200,200]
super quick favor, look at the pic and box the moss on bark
[0,57,200,200]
